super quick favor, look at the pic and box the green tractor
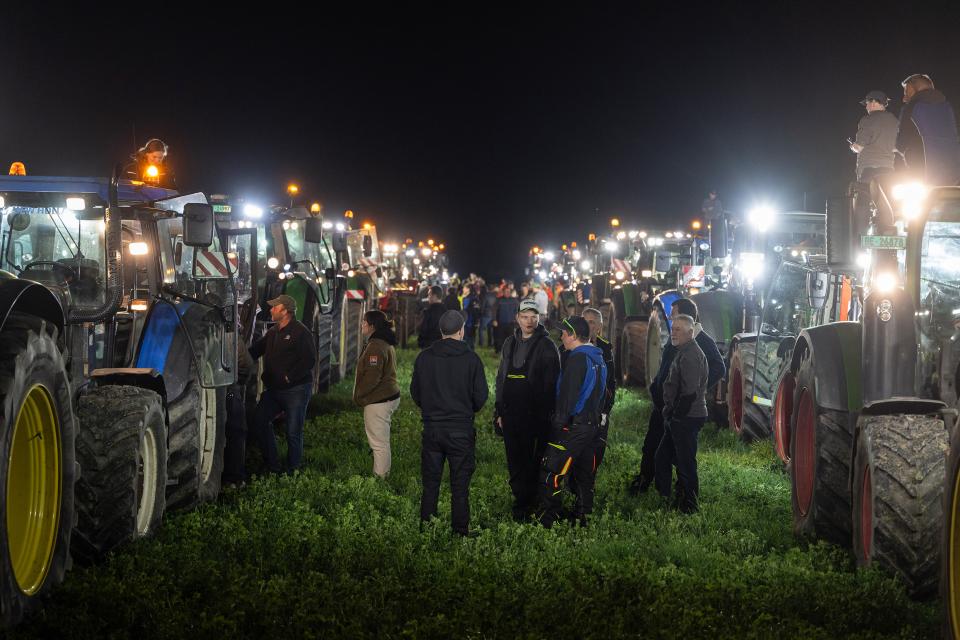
[0,169,236,626]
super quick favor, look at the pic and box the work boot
[628,474,653,496]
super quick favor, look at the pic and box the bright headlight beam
[243,204,263,219]
[747,206,776,232]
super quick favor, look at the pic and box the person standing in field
[354,310,401,479]
[411,310,489,536]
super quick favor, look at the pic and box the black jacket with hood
[494,324,561,419]
[411,338,488,428]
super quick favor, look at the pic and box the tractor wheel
[619,321,648,387]
[772,369,796,464]
[74,386,167,564]
[0,314,76,628]
[853,414,946,597]
[726,341,770,442]
[790,352,853,547]
[645,305,669,385]
[345,300,364,374]
[942,404,960,636]
[165,325,227,510]
[315,311,334,394]
[332,294,348,384]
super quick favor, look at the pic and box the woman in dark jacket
[354,310,402,478]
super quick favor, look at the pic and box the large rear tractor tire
[345,300,365,374]
[853,414,946,597]
[332,295,347,384]
[0,315,76,628]
[619,321,648,387]
[74,386,167,564]
[165,325,227,511]
[773,369,796,464]
[645,305,669,385]
[790,353,854,547]
[315,311,334,394]
[726,341,771,442]
[942,403,960,636]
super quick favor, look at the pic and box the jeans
[421,426,476,534]
[253,382,313,473]
[654,415,706,511]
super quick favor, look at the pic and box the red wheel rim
[731,366,743,433]
[774,374,795,463]
[795,388,815,516]
[860,464,873,562]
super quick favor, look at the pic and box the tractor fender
[0,279,65,335]
[88,367,167,404]
[651,290,683,332]
[791,322,863,413]
[691,289,744,349]
[134,298,222,402]
[618,282,650,320]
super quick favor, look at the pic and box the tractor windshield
[919,218,960,320]
[0,206,106,307]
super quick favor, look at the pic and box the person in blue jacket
[897,74,960,186]
[629,297,724,495]
[538,316,606,528]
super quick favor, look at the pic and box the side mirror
[332,232,348,253]
[806,270,830,310]
[362,234,373,257]
[183,203,214,247]
[826,193,856,267]
[324,267,336,280]
[304,217,324,244]
[654,251,672,273]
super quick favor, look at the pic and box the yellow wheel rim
[6,385,61,596]
[951,462,960,636]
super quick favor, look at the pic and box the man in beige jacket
[354,310,402,478]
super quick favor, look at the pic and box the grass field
[13,346,939,639]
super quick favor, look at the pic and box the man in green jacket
[354,310,402,478]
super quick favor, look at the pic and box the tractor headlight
[891,181,927,220]
[243,204,263,219]
[747,206,775,232]
[267,256,280,269]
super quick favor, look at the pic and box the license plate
[861,235,906,250]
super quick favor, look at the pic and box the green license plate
[861,235,906,250]
[212,204,232,214]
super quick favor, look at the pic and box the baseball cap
[561,316,590,341]
[268,294,297,314]
[518,299,540,314]
[860,90,889,106]
[439,310,465,335]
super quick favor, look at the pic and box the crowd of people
[349,283,724,534]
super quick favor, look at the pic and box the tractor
[0,168,236,626]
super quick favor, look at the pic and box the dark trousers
[479,318,493,347]
[222,383,247,483]
[539,422,596,526]
[654,416,706,511]
[568,418,608,515]
[420,427,477,534]
[253,382,313,473]
[502,415,549,517]
[638,407,664,483]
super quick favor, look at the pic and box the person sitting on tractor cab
[124,138,174,187]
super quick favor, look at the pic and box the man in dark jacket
[417,285,446,349]
[655,314,708,513]
[249,295,318,474]
[443,286,461,312]
[630,297,724,495]
[479,284,498,347]
[493,292,520,353]
[538,316,606,528]
[897,74,960,185]
[411,310,489,536]
[494,299,561,521]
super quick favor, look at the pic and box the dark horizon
[5,6,960,281]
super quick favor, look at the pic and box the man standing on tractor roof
[897,74,960,185]
[701,190,723,222]
[850,90,899,184]
[249,294,317,475]
[494,299,561,521]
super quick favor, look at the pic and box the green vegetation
[13,348,938,639]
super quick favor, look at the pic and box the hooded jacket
[494,324,560,418]
[897,88,960,185]
[353,328,401,406]
[553,344,607,430]
[410,338,488,427]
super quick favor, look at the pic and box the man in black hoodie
[417,285,447,349]
[494,299,561,521]
[411,310,489,535]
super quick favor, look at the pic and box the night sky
[4,6,960,280]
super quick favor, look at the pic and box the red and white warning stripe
[682,265,706,287]
[611,258,630,275]
[346,289,366,300]
[358,257,379,275]
[195,250,238,277]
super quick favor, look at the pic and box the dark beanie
[561,316,591,341]
[440,310,465,335]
